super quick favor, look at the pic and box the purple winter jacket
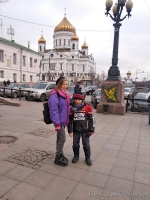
[48,89,70,126]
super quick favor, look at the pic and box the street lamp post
[49,53,54,81]
[135,69,144,87]
[105,0,133,80]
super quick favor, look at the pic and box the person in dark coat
[68,91,95,166]
[3,80,7,87]
[7,79,10,86]
[74,81,82,93]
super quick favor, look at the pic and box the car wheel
[13,92,18,98]
[40,94,46,102]
[93,99,97,109]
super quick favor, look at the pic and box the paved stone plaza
[0,97,150,200]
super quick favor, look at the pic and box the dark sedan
[132,92,150,112]
[91,88,101,109]
[0,83,30,98]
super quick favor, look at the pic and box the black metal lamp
[105,0,133,81]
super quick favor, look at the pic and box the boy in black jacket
[68,91,95,166]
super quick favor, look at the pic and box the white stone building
[38,14,96,84]
[0,37,42,83]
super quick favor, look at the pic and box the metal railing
[0,87,31,101]
[125,97,148,113]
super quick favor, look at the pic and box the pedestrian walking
[74,81,82,93]
[3,80,7,87]
[146,94,150,124]
[48,75,70,166]
[7,79,10,86]
[68,91,95,166]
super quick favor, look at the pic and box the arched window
[72,43,75,49]
[40,46,42,51]
[64,39,66,46]
[83,51,85,55]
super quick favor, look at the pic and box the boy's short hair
[73,91,84,100]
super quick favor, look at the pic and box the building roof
[0,37,41,55]
[82,42,88,49]
[38,36,46,44]
[54,16,76,33]
[71,33,79,41]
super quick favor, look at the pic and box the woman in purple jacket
[48,75,70,166]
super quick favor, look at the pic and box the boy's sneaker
[54,154,68,166]
[72,155,79,163]
[86,158,92,166]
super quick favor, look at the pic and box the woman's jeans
[148,104,150,124]
[56,126,66,155]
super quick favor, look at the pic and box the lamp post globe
[106,0,113,9]
[126,0,133,11]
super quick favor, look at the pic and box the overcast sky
[0,0,150,81]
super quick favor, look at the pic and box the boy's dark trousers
[73,132,92,165]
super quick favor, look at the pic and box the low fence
[125,98,148,113]
[0,88,31,101]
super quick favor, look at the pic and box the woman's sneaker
[54,154,68,166]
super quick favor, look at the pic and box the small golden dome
[127,71,131,75]
[82,42,88,49]
[71,33,79,41]
[54,16,76,33]
[38,36,46,44]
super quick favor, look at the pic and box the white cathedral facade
[38,14,96,84]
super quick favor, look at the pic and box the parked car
[91,88,101,109]
[124,87,134,99]
[85,86,97,95]
[0,83,30,98]
[24,81,55,101]
[132,92,150,112]
[132,87,149,98]
[68,86,86,104]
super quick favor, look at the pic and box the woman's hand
[69,133,73,137]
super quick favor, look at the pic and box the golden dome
[127,71,131,75]
[38,36,46,44]
[71,33,79,41]
[82,42,88,49]
[54,16,76,33]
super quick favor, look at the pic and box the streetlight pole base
[107,66,121,81]
[97,80,126,115]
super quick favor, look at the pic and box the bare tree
[88,67,96,85]
[0,0,8,3]
[99,71,107,85]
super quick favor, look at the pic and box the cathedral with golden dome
[38,14,96,83]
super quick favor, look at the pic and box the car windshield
[97,89,101,96]
[124,88,131,92]
[135,93,147,99]
[7,83,19,89]
[32,83,47,89]
[68,87,74,94]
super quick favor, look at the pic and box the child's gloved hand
[86,132,93,138]
[55,125,60,132]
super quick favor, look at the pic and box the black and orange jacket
[68,103,95,133]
